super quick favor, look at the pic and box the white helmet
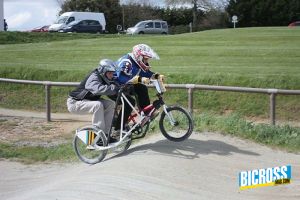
[131,44,159,72]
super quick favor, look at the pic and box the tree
[164,0,229,26]
[56,0,65,6]
[226,0,300,27]
[165,0,206,26]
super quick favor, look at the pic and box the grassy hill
[0,28,299,120]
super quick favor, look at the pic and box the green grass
[0,27,299,120]
[0,113,299,163]
[1,28,300,81]
[194,113,300,152]
[0,28,300,162]
[0,31,121,44]
[0,142,76,164]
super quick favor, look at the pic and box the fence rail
[1,78,300,125]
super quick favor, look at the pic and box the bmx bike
[73,77,194,164]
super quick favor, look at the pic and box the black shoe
[96,139,104,146]
[108,136,118,143]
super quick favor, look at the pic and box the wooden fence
[1,78,300,125]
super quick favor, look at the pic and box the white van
[49,12,106,32]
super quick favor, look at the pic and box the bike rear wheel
[159,106,193,142]
[73,126,108,164]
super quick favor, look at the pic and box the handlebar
[150,78,166,94]
[118,76,166,95]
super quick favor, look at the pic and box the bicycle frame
[93,79,175,151]
[73,78,194,167]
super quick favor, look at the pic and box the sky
[3,0,165,31]
[4,0,61,31]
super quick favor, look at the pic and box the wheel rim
[160,107,193,141]
[73,127,107,164]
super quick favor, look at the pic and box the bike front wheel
[73,126,108,164]
[159,106,193,142]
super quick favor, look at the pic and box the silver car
[126,20,168,35]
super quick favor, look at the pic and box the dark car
[31,25,50,32]
[61,20,103,33]
[288,21,300,27]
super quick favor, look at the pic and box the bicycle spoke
[73,126,107,164]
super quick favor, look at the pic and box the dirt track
[0,131,299,200]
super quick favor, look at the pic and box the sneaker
[111,129,128,138]
[111,129,121,138]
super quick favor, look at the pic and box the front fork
[155,95,177,126]
[162,105,177,126]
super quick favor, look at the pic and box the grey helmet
[97,59,117,83]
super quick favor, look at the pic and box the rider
[113,44,163,130]
[67,59,118,138]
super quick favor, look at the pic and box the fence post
[270,93,276,125]
[45,82,51,122]
[186,84,195,114]
[269,92,277,125]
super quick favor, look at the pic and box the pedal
[86,145,96,150]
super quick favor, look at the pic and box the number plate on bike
[76,130,96,145]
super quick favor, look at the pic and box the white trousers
[67,97,115,134]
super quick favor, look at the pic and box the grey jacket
[69,69,118,100]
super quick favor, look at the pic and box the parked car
[30,25,50,32]
[126,20,168,35]
[49,11,106,32]
[288,21,300,27]
[61,20,103,33]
